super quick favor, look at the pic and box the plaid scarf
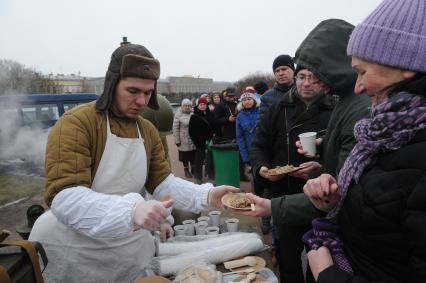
[303,92,426,273]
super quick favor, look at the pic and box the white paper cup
[225,218,239,232]
[182,219,196,236]
[205,226,220,235]
[197,216,210,225]
[173,225,186,236]
[208,211,221,227]
[195,221,208,235]
[298,132,317,157]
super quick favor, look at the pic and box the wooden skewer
[246,272,257,282]
[222,267,255,275]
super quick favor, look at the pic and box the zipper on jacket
[284,107,306,191]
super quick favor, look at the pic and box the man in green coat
[234,19,370,283]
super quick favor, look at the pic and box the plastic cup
[173,225,186,236]
[205,226,220,235]
[298,132,317,157]
[208,211,221,227]
[225,218,239,232]
[182,219,196,236]
[195,221,208,235]
[197,216,210,225]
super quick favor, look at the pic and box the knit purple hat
[347,0,426,72]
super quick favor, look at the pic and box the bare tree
[0,59,58,95]
[234,71,275,94]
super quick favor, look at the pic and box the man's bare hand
[227,193,272,217]
[303,174,340,212]
[289,161,323,180]
[259,166,284,182]
[307,247,334,281]
[296,138,323,157]
[208,185,240,208]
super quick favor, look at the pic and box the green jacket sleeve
[271,193,324,228]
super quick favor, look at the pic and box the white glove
[159,222,174,242]
[133,199,174,231]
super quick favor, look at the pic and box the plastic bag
[173,263,222,283]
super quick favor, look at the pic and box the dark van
[0,93,98,128]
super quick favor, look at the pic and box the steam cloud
[0,96,48,175]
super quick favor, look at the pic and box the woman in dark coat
[302,1,426,282]
[188,97,213,184]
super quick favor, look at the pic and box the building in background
[81,75,232,103]
[48,73,86,93]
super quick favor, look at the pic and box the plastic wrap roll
[157,232,258,256]
[152,232,264,276]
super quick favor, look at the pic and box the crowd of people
[173,85,265,184]
[173,0,426,282]
[26,0,425,282]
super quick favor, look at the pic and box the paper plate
[133,275,172,283]
[221,193,252,210]
[233,274,266,282]
[229,256,266,272]
[266,165,304,176]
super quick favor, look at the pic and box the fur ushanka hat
[96,43,161,111]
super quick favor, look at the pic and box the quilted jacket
[172,109,196,152]
[44,102,170,206]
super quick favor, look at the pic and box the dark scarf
[193,106,211,118]
[274,82,293,94]
[303,92,426,273]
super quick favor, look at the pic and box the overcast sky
[1,0,383,82]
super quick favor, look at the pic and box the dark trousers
[251,171,264,197]
[205,149,214,179]
[276,224,315,283]
[239,155,247,179]
[194,145,206,180]
[179,150,195,171]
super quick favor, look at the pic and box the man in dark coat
[213,86,238,140]
[253,54,296,230]
[250,63,335,282]
[258,55,295,119]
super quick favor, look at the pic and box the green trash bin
[208,140,240,187]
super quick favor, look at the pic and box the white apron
[30,115,155,283]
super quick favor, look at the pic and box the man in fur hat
[29,43,238,283]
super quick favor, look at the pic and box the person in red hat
[189,96,214,184]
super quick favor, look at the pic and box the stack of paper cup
[205,226,220,235]
[298,132,317,157]
[173,225,186,236]
[225,218,239,232]
[197,216,210,225]
[182,219,196,236]
[195,221,208,235]
[208,211,221,227]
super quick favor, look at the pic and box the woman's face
[242,98,255,109]
[197,103,207,111]
[213,95,221,104]
[181,104,192,113]
[351,57,416,105]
